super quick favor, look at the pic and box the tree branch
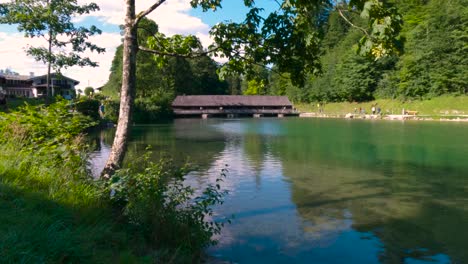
[134,0,166,26]
[337,8,371,38]
[138,45,220,58]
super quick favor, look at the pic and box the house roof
[30,73,80,85]
[172,95,293,107]
[2,74,32,81]
[0,73,79,84]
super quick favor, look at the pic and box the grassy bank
[0,143,140,263]
[0,101,226,263]
[295,95,468,117]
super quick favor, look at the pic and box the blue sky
[0,0,279,89]
[190,0,279,26]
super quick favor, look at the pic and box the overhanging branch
[337,8,371,39]
[134,0,166,26]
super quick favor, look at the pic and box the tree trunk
[46,29,52,102]
[101,0,138,178]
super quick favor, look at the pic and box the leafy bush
[102,99,120,123]
[0,100,96,148]
[74,98,100,120]
[0,100,97,183]
[133,94,174,123]
[104,94,174,124]
[0,101,143,263]
[105,152,229,261]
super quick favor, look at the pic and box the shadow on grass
[0,182,145,264]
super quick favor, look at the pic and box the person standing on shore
[99,102,105,118]
[371,105,376,115]
[0,92,7,111]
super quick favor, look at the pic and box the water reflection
[89,118,468,263]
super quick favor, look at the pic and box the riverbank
[296,95,468,121]
[0,101,225,263]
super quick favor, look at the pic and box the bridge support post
[253,114,263,118]
[278,114,284,118]
[227,114,237,118]
[202,114,211,119]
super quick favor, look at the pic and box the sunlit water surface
[89,118,468,264]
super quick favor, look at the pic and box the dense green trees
[265,0,467,102]
[396,0,468,98]
[102,0,466,105]
[102,19,228,99]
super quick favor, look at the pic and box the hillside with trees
[103,0,466,105]
[265,0,467,102]
[102,19,228,99]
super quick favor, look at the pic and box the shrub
[103,94,174,124]
[74,98,100,121]
[0,100,96,147]
[102,99,120,123]
[133,95,174,123]
[105,152,229,261]
[0,102,116,263]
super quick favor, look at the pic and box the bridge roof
[172,95,293,107]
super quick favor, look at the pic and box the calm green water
[90,118,468,264]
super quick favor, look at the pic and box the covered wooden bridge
[172,95,298,118]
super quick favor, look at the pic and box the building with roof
[0,72,79,99]
[172,95,298,118]
[0,75,6,93]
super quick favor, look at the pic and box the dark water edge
[89,118,468,264]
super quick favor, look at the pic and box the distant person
[371,105,376,115]
[377,107,381,114]
[0,92,7,111]
[354,107,357,114]
[99,102,105,118]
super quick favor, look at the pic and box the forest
[102,0,467,105]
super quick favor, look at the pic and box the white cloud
[0,0,220,90]
[63,32,122,89]
[83,0,210,35]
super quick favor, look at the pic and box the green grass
[295,95,468,117]
[0,142,217,263]
[0,143,149,263]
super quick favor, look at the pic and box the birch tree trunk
[101,0,138,178]
[46,29,52,101]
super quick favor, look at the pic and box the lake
[89,118,468,264]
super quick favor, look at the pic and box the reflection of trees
[240,120,287,188]
[271,120,468,263]
[92,119,468,263]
